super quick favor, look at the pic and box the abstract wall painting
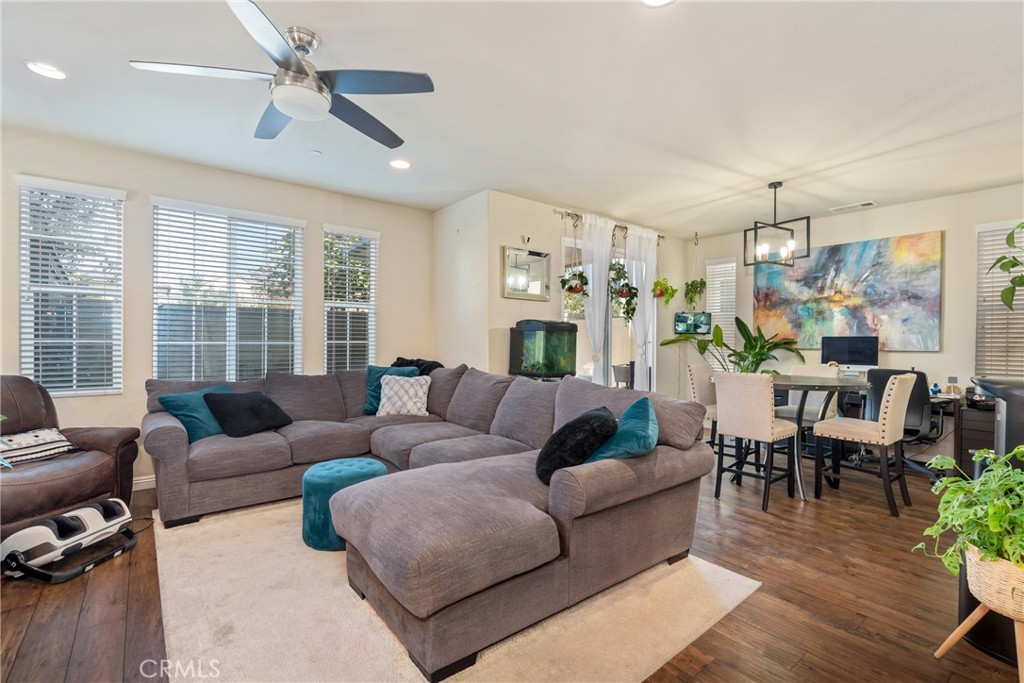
[753,230,942,351]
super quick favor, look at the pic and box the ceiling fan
[129,0,433,148]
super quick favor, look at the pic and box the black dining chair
[863,369,941,478]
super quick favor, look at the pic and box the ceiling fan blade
[225,0,304,73]
[254,102,292,140]
[319,70,434,95]
[329,94,403,148]
[129,61,274,82]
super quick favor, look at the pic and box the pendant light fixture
[743,181,810,267]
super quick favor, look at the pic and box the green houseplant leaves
[914,446,1024,575]
[659,316,805,373]
[987,221,1024,310]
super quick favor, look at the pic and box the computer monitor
[821,336,879,375]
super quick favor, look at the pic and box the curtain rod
[553,209,664,245]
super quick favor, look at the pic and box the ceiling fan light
[25,61,66,79]
[639,0,675,7]
[271,83,330,121]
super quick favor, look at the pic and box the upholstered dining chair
[812,372,917,517]
[687,363,717,446]
[713,372,800,512]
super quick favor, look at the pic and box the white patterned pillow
[0,428,77,464]
[377,375,432,417]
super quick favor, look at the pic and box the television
[674,312,712,335]
[821,336,879,375]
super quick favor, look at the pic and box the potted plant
[988,220,1024,310]
[916,447,1024,664]
[560,270,588,296]
[652,277,678,305]
[683,278,706,312]
[659,316,804,373]
[608,262,638,323]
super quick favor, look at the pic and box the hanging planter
[608,262,638,323]
[560,270,589,297]
[683,278,706,312]
[652,277,678,305]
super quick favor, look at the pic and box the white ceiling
[2,1,1022,236]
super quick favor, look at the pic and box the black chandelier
[743,181,810,267]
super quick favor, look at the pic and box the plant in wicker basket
[915,445,1024,575]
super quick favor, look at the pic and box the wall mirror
[502,246,551,301]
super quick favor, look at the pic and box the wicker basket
[965,545,1024,620]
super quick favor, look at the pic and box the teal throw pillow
[158,384,233,443]
[364,366,419,415]
[585,397,659,462]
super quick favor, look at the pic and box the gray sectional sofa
[142,365,713,681]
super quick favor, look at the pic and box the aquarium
[509,320,577,379]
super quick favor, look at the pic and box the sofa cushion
[265,372,346,422]
[346,414,442,434]
[276,420,371,465]
[330,451,559,619]
[586,397,659,462]
[0,376,47,434]
[186,431,291,482]
[145,378,264,413]
[0,449,115,523]
[364,366,419,415]
[370,422,482,470]
[426,364,468,418]
[445,368,514,432]
[335,370,368,419]
[536,407,618,485]
[408,434,531,469]
[377,375,431,417]
[203,392,293,438]
[553,376,706,451]
[158,384,233,443]
[490,376,558,449]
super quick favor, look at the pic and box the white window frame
[975,219,1024,378]
[323,224,379,371]
[17,174,126,396]
[151,196,305,381]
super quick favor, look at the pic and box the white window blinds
[152,199,304,381]
[705,257,737,369]
[324,226,378,371]
[18,176,125,395]
[976,225,1024,377]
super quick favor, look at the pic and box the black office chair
[863,369,941,478]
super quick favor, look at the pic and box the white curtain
[625,225,659,391]
[582,213,614,385]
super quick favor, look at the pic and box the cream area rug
[154,500,758,683]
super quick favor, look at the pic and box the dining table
[716,373,872,501]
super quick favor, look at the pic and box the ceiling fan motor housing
[271,60,330,121]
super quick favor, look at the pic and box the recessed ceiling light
[639,0,674,7]
[389,159,411,170]
[309,149,323,157]
[25,61,67,80]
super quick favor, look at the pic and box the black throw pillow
[203,392,293,438]
[535,407,618,485]
[392,357,445,376]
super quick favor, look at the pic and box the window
[152,199,304,381]
[976,225,1024,377]
[18,175,125,395]
[705,257,737,369]
[324,226,378,371]
[561,237,584,320]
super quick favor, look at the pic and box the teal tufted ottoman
[302,458,387,551]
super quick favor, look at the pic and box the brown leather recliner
[0,375,140,539]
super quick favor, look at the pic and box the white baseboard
[133,474,156,490]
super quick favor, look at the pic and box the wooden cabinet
[955,402,996,473]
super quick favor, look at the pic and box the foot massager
[1,498,136,583]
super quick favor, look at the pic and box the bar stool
[687,363,717,447]
[812,372,916,517]
[714,372,800,512]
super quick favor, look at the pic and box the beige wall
[1,126,435,478]
[432,191,489,368]
[678,183,1024,394]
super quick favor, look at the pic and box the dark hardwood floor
[2,472,1016,683]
